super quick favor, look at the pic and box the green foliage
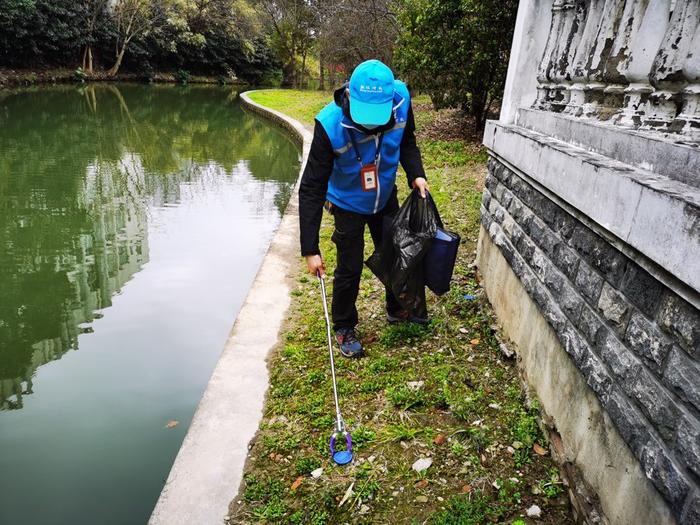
[294,456,321,475]
[175,69,190,84]
[428,491,499,524]
[74,68,88,82]
[387,384,426,410]
[0,0,279,83]
[395,0,518,128]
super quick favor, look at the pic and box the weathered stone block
[664,347,700,413]
[604,387,651,457]
[553,211,577,240]
[506,194,524,222]
[481,188,491,209]
[480,206,493,230]
[641,437,690,507]
[493,205,505,225]
[597,330,642,387]
[658,294,700,358]
[578,346,612,403]
[485,173,497,192]
[569,225,626,286]
[676,417,700,479]
[493,181,506,204]
[560,321,588,367]
[631,368,681,441]
[625,312,674,373]
[575,263,604,304]
[552,242,580,281]
[516,233,536,263]
[598,283,632,334]
[500,187,514,209]
[542,258,564,295]
[560,280,584,321]
[498,164,513,186]
[619,262,665,318]
[681,490,700,525]
[576,304,604,344]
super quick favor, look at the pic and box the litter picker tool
[318,272,353,465]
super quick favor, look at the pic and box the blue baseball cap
[348,60,395,126]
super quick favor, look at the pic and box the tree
[394,0,518,129]
[81,0,109,73]
[314,0,398,83]
[260,0,316,87]
[106,0,165,76]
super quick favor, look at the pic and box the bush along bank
[229,90,575,524]
[0,67,248,89]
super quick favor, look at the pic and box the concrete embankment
[149,91,311,525]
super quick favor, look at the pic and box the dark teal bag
[424,195,460,296]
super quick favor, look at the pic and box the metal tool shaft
[319,275,344,432]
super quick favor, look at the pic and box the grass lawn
[231,90,573,524]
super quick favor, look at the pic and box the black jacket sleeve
[400,105,426,187]
[299,120,335,256]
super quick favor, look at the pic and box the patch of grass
[295,456,321,476]
[421,139,488,167]
[510,402,543,467]
[378,423,432,443]
[247,89,331,126]
[230,91,573,525]
[386,384,426,410]
[428,491,500,525]
[379,321,429,347]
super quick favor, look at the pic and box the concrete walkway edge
[149,91,312,525]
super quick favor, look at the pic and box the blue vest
[316,80,410,215]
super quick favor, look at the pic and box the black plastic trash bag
[366,189,439,316]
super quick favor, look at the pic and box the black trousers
[331,188,402,330]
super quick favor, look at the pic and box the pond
[0,84,300,525]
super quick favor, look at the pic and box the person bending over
[299,59,428,358]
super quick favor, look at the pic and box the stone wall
[480,157,699,523]
[480,0,700,523]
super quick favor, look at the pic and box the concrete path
[149,92,312,525]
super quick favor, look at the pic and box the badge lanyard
[348,129,383,192]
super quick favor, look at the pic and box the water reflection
[0,84,298,410]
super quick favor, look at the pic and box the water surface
[0,84,299,524]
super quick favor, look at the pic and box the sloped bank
[148,92,311,525]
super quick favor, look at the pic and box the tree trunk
[86,46,94,74]
[281,59,295,87]
[107,45,126,77]
[300,48,307,89]
[319,55,325,91]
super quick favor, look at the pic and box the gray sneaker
[335,328,364,358]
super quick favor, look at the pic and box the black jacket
[299,85,426,256]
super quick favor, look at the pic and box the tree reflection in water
[0,84,299,409]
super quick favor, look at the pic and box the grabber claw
[330,431,353,465]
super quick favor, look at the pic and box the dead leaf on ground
[533,443,548,456]
[291,476,303,491]
[165,420,179,429]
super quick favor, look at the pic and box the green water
[0,85,300,524]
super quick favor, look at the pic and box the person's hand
[412,177,429,198]
[306,254,326,277]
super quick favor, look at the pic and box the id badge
[360,163,378,192]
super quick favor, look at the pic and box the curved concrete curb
[149,91,312,525]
